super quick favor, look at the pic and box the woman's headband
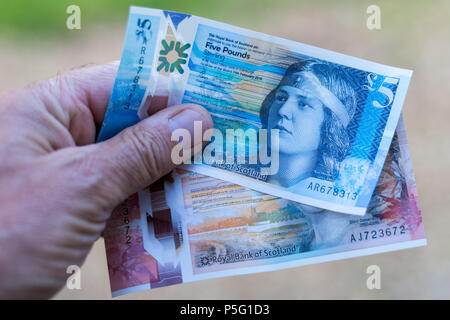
[279,71,351,128]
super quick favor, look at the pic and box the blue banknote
[103,117,426,296]
[98,6,412,215]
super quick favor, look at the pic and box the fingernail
[169,109,209,138]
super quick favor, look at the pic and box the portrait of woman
[260,59,358,191]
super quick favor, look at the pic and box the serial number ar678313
[307,182,358,201]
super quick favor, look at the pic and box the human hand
[0,62,213,299]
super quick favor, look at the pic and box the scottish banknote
[103,117,425,297]
[98,6,412,215]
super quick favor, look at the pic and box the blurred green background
[0,0,301,35]
[1,0,449,299]
[0,0,438,37]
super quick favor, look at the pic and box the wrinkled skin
[0,62,212,299]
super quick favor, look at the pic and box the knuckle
[124,123,173,181]
[61,149,113,212]
[71,152,100,185]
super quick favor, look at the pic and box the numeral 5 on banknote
[98,6,413,215]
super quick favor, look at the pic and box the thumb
[88,103,212,201]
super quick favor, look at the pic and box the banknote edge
[129,6,413,77]
[182,163,367,215]
[109,238,426,297]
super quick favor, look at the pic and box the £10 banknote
[98,6,413,215]
[103,117,425,297]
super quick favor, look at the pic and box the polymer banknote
[98,6,413,215]
[103,117,425,297]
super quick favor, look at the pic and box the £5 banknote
[97,6,412,215]
[103,117,425,297]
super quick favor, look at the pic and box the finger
[149,96,169,115]
[52,61,119,126]
[86,103,213,201]
[22,62,120,148]
[139,75,170,117]
[143,95,169,116]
